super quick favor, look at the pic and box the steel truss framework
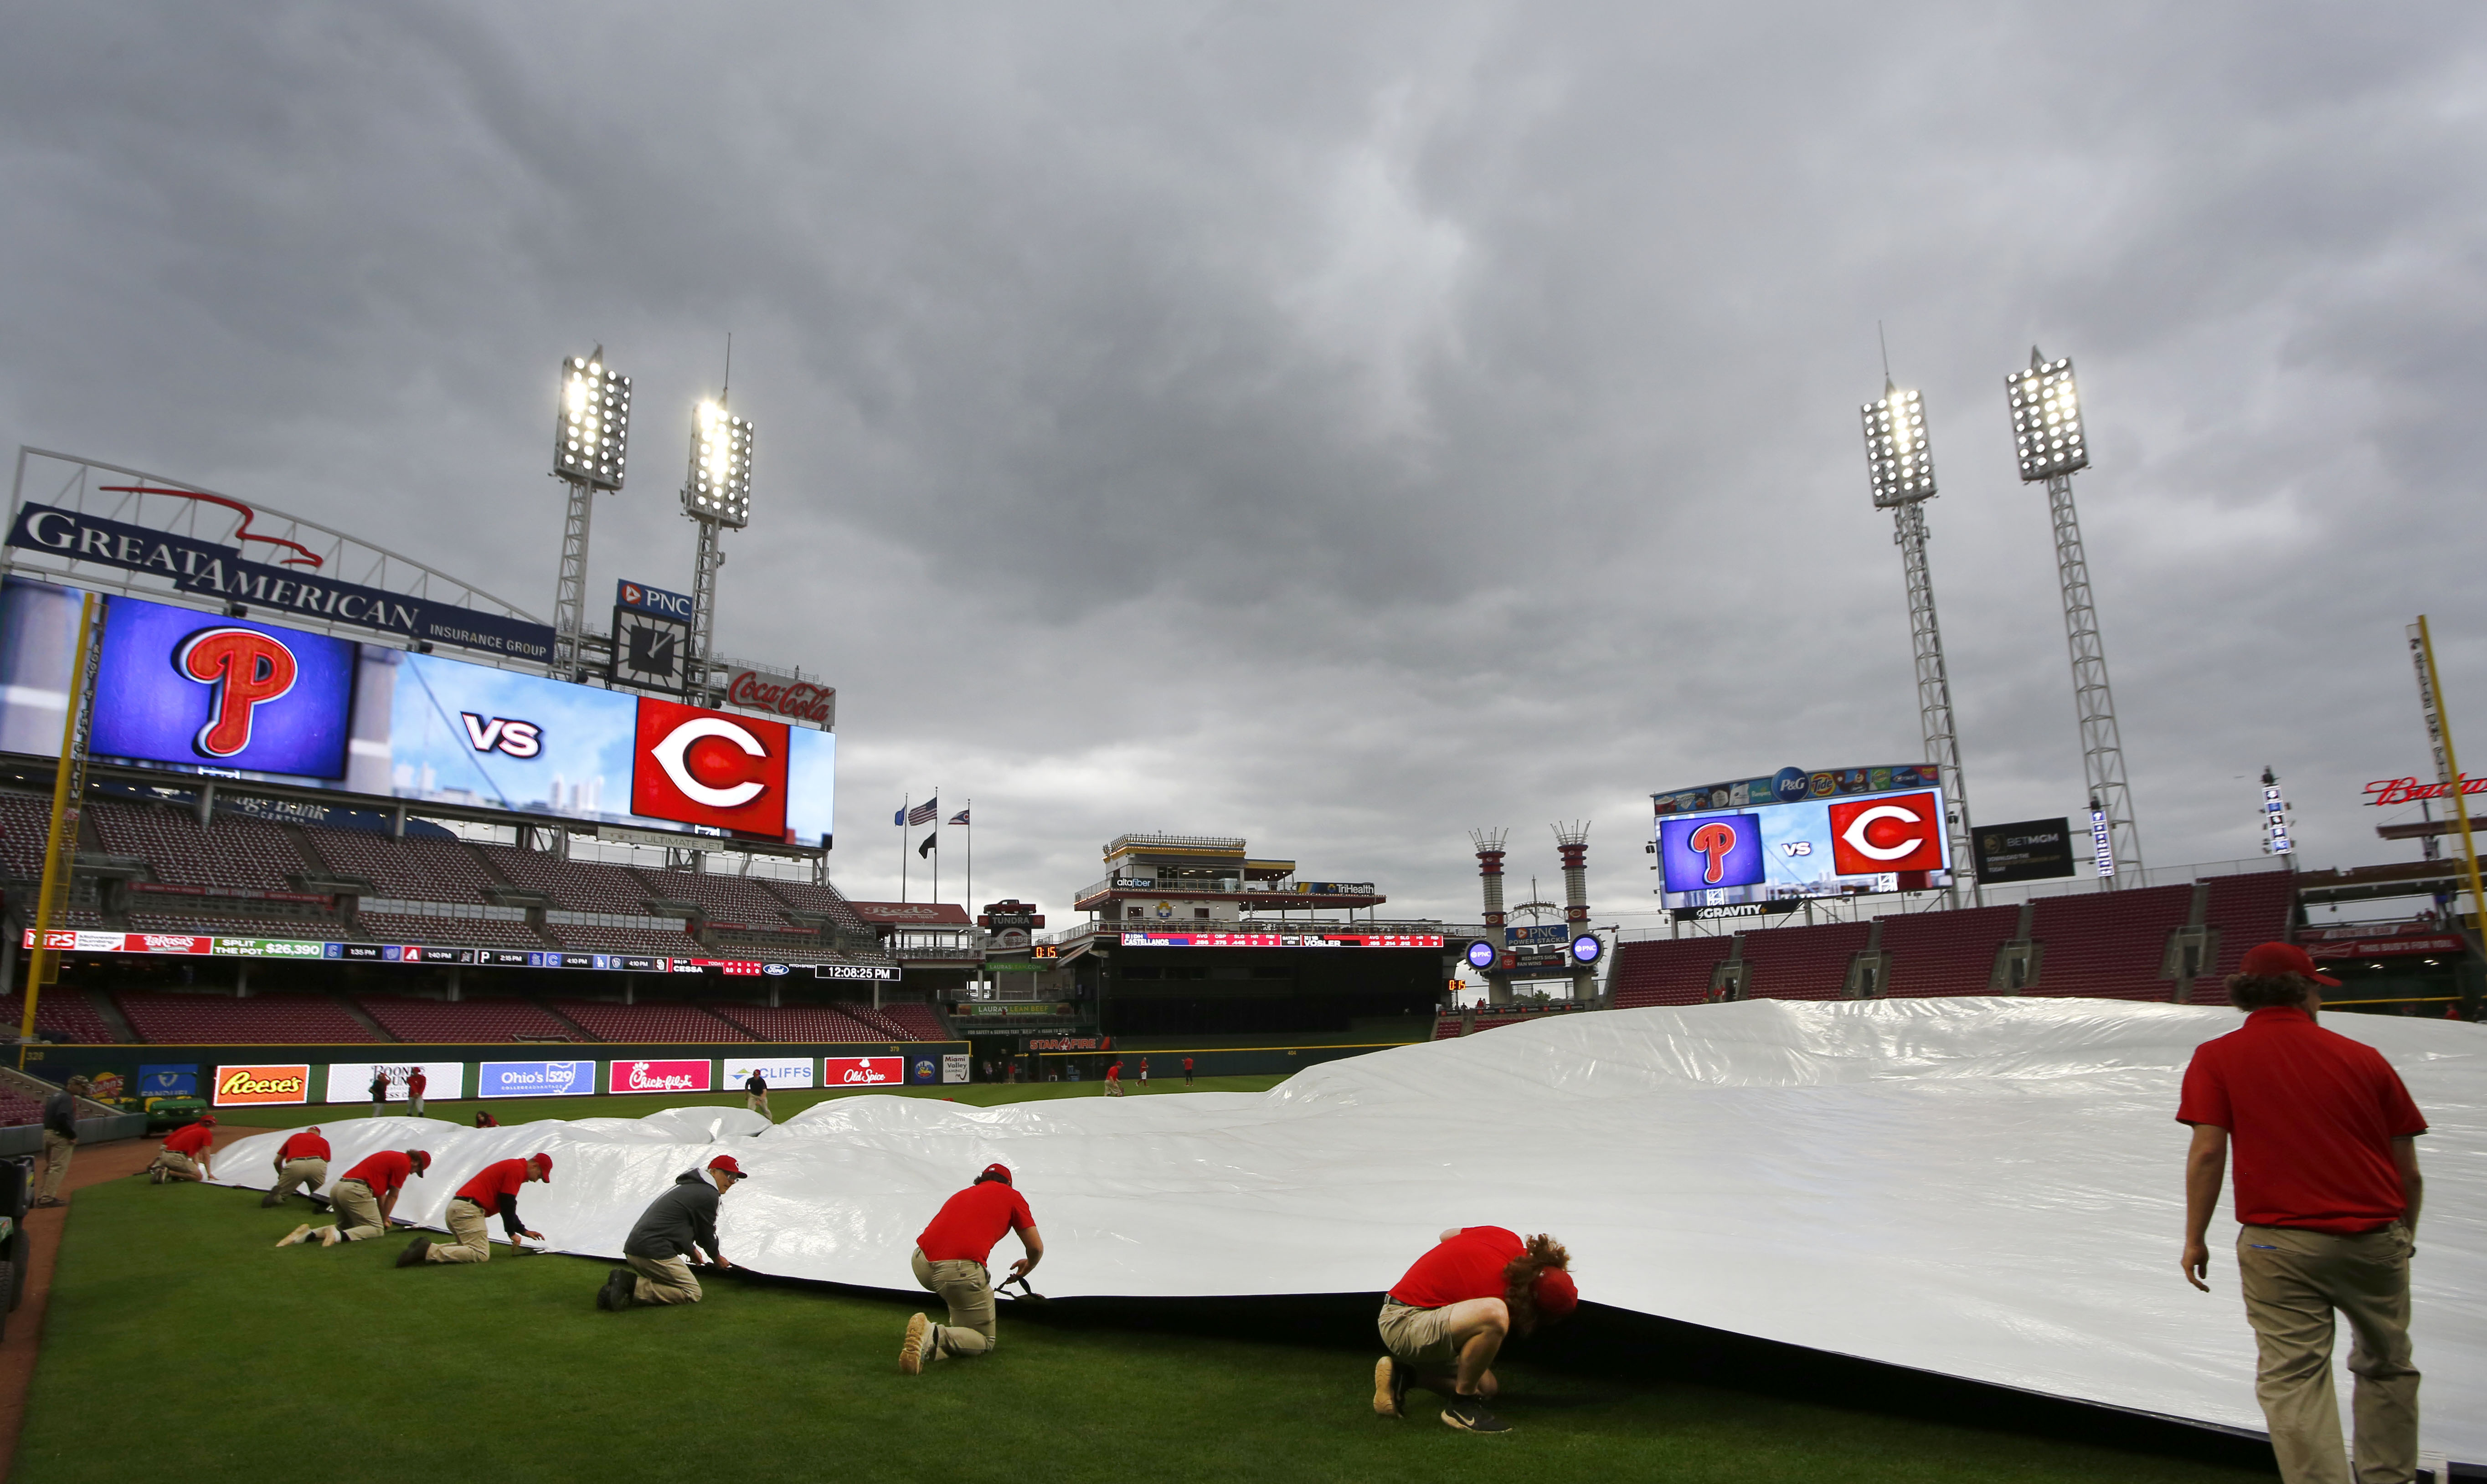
[1891,498,1979,904]
[2044,471,2142,881]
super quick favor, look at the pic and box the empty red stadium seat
[710,1003,891,1042]
[2027,884,2194,1001]
[115,992,376,1044]
[88,802,314,892]
[1737,919,1871,1001]
[357,996,571,1042]
[1875,904,2021,998]
[356,912,549,951]
[0,989,122,1044]
[307,829,505,904]
[1608,935,1736,1008]
[2201,871,2301,980]
[546,1000,751,1042]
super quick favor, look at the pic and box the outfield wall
[18,1040,973,1105]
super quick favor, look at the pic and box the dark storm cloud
[4,1,2484,924]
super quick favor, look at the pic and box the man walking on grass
[370,1068,390,1118]
[1183,1055,1194,1087]
[744,1070,771,1122]
[2178,941,2428,1484]
[149,1115,216,1183]
[262,1126,331,1207]
[899,1162,1043,1373]
[281,1148,428,1248]
[1373,1226,1577,1434]
[600,1155,746,1309]
[407,1068,427,1119]
[34,1076,86,1208]
[404,1152,551,1266]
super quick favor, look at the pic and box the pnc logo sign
[1826,791,1947,876]
[631,698,790,836]
[176,627,298,757]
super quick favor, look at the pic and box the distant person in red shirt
[407,1069,428,1119]
[281,1149,428,1248]
[1182,1056,1194,1086]
[1374,1226,1576,1434]
[263,1126,332,1208]
[2178,942,2428,1484]
[405,1153,551,1267]
[1137,1057,1149,1088]
[149,1116,216,1184]
[899,1163,1043,1373]
[1103,1059,1124,1098]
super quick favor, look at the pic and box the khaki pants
[272,1157,328,1203]
[427,1197,495,1263]
[150,1149,200,1179]
[2238,1223,2419,1484]
[1378,1299,1462,1368]
[747,1093,771,1119]
[911,1249,996,1357]
[627,1253,705,1305]
[327,1179,386,1241]
[38,1131,74,1201]
[1104,1081,1123,1097]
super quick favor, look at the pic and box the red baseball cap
[978,1162,1012,1186]
[707,1155,747,1180]
[200,1114,216,1125]
[1532,1268,1578,1322]
[2238,941,2339,987]
[530,1152,554,1179]
[409,1150,432,1175]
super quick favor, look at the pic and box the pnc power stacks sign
[213,1063,311,1107]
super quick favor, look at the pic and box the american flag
[906,798,940,826]
[948,808,970,826]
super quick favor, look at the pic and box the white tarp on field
[211,999,2485,1461]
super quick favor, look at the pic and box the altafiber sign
[608,1058,714,1094]
[213,1064,311,1106]
[478,1061,594,1099]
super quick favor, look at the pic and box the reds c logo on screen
[1826,791,1947,875]
[630,698,791,835]
[175,626,298,758]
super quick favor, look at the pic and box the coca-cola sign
[726,668,835,727]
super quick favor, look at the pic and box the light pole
[2007,349,2141,884]
[1860,383,1979,906]
[681,397,753,703]
[549,351,633,678]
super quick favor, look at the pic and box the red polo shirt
[408,1072,427,1094]
[341,1150,415,1197]
[455,1158,534,1209]
[162,1122,215,1155]
[917,1181,1034,1264]
[279,1131,331,1162]
[1391,1227,1523,1309]
[2178,1006,2428,1232]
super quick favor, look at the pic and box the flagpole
[899,792,909,903]
[932,784,941,904]
[965,799,973,915]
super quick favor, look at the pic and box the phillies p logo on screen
[631,698,790,835]
[1826,791,1947,876]
[88,595,356,779]
[1659,813,1766,893]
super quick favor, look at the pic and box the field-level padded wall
[19,1040,970,1097]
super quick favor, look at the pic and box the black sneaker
[396,1236,432,1268]
[1440,1394,1509,1434]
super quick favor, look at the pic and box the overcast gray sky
[5,2,2483,925]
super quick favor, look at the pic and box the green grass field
[21,1080,2280,1484]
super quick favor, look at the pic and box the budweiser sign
[2363,776,2487,806]
[726,668,834,726]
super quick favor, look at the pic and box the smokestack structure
[1470,827,1509,1006]
[1554,822,1592,1000]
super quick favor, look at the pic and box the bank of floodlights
[1860,387,1936,507]
[554,354,632,490]
[683,399,753,528]
[2005,356,2087,481]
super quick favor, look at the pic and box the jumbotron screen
[1653,764,1951,908]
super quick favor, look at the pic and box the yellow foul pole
[2410,616,2487,947]
[21,592,100,1066]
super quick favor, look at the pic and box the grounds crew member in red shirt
[1374,1226,1576,1434]
[404,1153,551,1267]
[263,1126,332,1207]
[280,1149,429,1248]
[1182,1056,1194,1086]
[899,1162,1042,1373]
[601,1155,747,1310]
[149,1115,216,1183]
[2179,942,2428,1484]
[1103,1059,1123,1097]
[407,1068,428,1118]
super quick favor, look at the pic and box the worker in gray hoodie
[598,1154,746,1309]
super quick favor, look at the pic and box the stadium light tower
[549,350,633,677]
[2006,348,2142,883]
[681,395,753,702]
[1860,381,1979,906]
